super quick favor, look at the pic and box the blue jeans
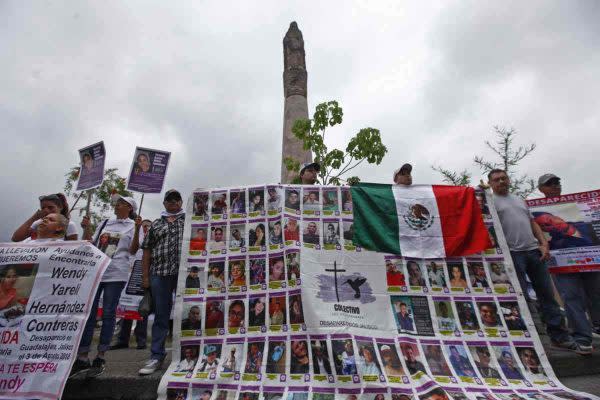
[554,272,600,346]
[79,281,126,354]
[117,317,148,347]
[510,249,570,343]
[150,274,178,361]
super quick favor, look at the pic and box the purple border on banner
[498,296,519,301]
[187,258,206,263]
[191,383,214,389]
[228,294,245,300]
[455,296,473,301]
[288,289,301,296]
[420,339,440,345]
[249,293,266,299]
[269,252,284,258]
[338,388,361,394]
[313,387,336,394]
[354,335,372,341]
[391,388,413,394]
[263,386,285,393]
[288,386,310,392]
[183,297,203,302]
[398,337,417,344]
[241,385,260,391]
[466,341,487,345]
[167,382,189,388]
[363,388,387,394]
[181,339,201,345]
[416,381,436,391]
[375,338,395,344]
[512,341,535,346]
[247,336,264,343]
[204,338,223,345]
[443,340,463,345]
[217,384,239,390]
[465,387,489,393]
[226,337,245,344]
[331,333,351,339]
[310,334,327,340]
[290,334,307,340]
[432,296,451,301]
[229,255,246,261]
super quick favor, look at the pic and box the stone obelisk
[281,21,313,183]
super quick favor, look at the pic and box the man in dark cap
[393,163,412,186]
[139,189,186,374]
[300,162,320,185]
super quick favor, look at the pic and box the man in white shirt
[488,169,579,354]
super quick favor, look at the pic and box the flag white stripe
[392,185,446,258]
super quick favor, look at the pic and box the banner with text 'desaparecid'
[0,242,109,399]
[157,185,598,400]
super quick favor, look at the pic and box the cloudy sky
[1,1,599,240]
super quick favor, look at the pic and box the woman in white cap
[70,195,137,379]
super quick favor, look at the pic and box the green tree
[64,167,132,228]
[432,126,537,197]
[285,100,387,185]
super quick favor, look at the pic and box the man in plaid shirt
[139,189,186,375]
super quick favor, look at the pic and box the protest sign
[527,189,600,273]
[75,141,105,191]
[126,146,171,194]
[116,259,145,320]
[157,185,597,400]
[0,241,109,399]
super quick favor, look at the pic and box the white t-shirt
[31,219,78,238]
[93,218,135,282]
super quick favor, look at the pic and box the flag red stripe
[432,185,492,257]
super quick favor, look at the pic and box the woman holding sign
[70,195,137,379]
[11,193,78,241]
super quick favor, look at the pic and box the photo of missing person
[166,388,187,400]
[322,189,339,212]
[399,342,426,375]
[475,191,491,219]
[244,341,265,374]
[500,301,527,331]
[192,388,213,400]
[176,345,199,372]
[230,190,246,215]
[447,262,468,289]
[220,343,243,373]
[342,221,354,245]
[249,188,265,213]
[193,193,209,218]
[228,260,246,287]
[97,231,121,258]
[467,262,490,288]
[248,222,266,247]
[214,390,237,400]
[468,345,502,380]
[532,203,600,250]
[249,258,266,286]
[269,256,286,282]
[207,261,225,290]
[386,259,406,286]
[303,189,320,212]
[181,304,202,331]
[356,340,382,376]
[376,342,404,377]
[311,340,333,375]
[422,344,452,376]
[323,221,341,246]
[488,262,511,285]
[286,392,308,400]
[419,388,450,400]
[185,266,204,289]
[268,295,286,326]
[302,220,320,245]
[190,227,207,252]
[248,297,266,328]
[288,294,304,325]
[133,151,152,174]
[286,252,300,281]
[392,395,413,400]
[284,217,300,242]
[445,344,477,377]
[341,188,353,212]
[486,225,501,253]
[331,339,357,376]
[264,392,285,400]
[285,189,300,211]
[227,299,245,330]
[390,296,415,333]
[211,192,228,214]
[197,343,222,373]
[312,394,334,400]
[80,151,95,171]
[492,345,524,380]
[434,300,457,332]
[266,339,287,374]
[267,186,281,211]
[204,300,224,330]
[455,301,480,331]
[210,225,227,252]
[406,260,427,287]
[427,261,446,287]
[269,219,283,246]
[516,347,546,380]
[229,225,246,249]
[0,264,37,327]
[445,390,468,400]
[290,340,310,374]
[239,392,259,400]
[477,301,502,328]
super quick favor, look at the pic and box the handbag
[138,289,153,318]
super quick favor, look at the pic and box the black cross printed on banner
[325,261,346,302]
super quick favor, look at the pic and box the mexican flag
[351,183,491,258]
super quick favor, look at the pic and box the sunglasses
[39,193,61,202]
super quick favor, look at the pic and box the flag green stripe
[351,183,401,254]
